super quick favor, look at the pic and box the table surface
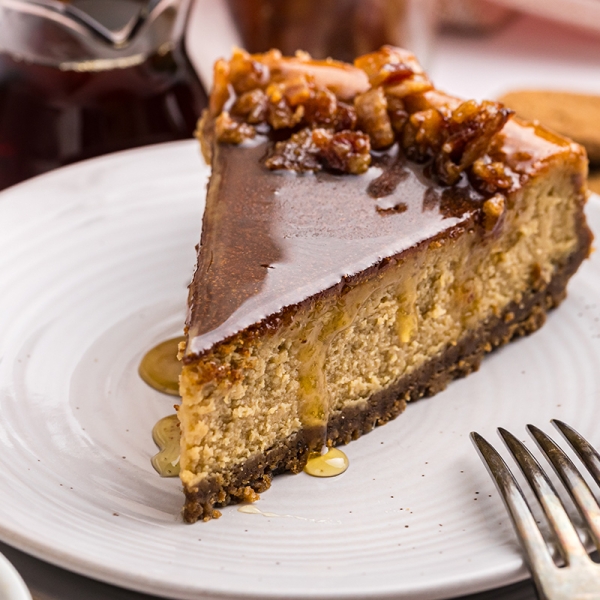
[2,7,600,600]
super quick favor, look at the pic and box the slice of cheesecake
[178,47,592,522]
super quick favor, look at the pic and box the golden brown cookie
[499,90,600,164]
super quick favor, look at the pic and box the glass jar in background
[0,0,207,191]
[224,0,437,66]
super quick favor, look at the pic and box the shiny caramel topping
[151,414,180,477]
[139,337,184,396]
[304,447,349,477]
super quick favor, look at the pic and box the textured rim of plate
[0,141,598,600]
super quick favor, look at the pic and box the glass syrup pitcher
[0,0,207,190]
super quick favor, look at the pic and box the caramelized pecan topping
[386,95,409,134]
[303,87,336,125]
[205,46,513,188]
[402,108,446,162]
[209,58,231,117]
[266,90,305,129]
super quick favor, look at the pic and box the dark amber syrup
[0,44,207,190]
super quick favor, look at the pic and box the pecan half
[264,128,321,171]
[355,87,394,149]
[354,46,433,98]
[312,129,371,174]
[436,100,513,185]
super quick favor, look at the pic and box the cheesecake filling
[179,156,585,492]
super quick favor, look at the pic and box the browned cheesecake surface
[179,47,592,522]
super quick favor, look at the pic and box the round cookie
[499,90,600,165]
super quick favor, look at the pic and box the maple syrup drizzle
[0,45,207,191]
[151,414,180,477]
[294,283,383,450]
[139,336,185,396]
[237,504,338,524]
[237,505,279,517]
[304,447,349,477]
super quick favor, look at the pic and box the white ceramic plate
[0,553,32,600]
[0,141,599,600]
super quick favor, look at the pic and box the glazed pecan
[332,102,358,131]
[229,48,270,94]
[231,89,268,124]
[303,87,338,127]
[215,112,255,144]
[436,100,513,185]
[312,129,371,174]
[209,58,230,117]
[354,87,394,150]
[482,193,506,233]
[264,128,321,171]
[401,108,446,162]
[354,46,433,98]
[281,74,313,107]
[471,155,516,194]
[267,98,305,129]
[386,95,409,134]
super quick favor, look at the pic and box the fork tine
[498,427,589,566]
[528,424,600,552]
[470,432,557,578]
[552,419,600,488]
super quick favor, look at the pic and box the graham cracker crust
[182,235,591,523]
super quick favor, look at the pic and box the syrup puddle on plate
[304,447,349,477]
[141,337,184,476]
[142,337,350,482]
[139,336,184,396]
[151,414,180,477]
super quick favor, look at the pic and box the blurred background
[0,0,599,193]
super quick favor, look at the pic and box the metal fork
[471,420,600,600]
